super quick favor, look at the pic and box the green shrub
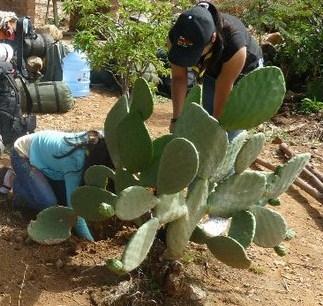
[306,78,323,101]
[63,0,192,95]
[241,0,323,87]
[298,97,323,114]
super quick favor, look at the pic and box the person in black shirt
[168,1,263,138]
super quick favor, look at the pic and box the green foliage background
[63,0,192,94]
[236,0,322,84]
[63,0,322,108]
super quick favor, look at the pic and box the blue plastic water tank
[62,51,90,97]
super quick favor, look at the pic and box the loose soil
[0,88,322,306]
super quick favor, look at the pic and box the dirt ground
[0,88,322,306]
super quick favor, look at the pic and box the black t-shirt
[197,13,262,79]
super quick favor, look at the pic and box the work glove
[74,217,94,241]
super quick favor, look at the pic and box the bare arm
[213,47,247,118]
[170,64,188,119]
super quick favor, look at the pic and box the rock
[55,259,64,269]
[14,234,24,244]
[187,284,207,303]
[36,24,63,41]
[263,32,283,45]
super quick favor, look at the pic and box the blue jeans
[202,75,243,142]
[11,148,94,241]
[10,148,63,211]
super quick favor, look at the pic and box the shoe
[0,167,15,194]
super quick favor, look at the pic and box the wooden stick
[299,168,323,192]
[255,158,275,171]
[305,165,323,183]
[255,158,323,205]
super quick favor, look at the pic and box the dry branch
[18,262,28,306]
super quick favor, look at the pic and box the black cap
[168,6,216,67]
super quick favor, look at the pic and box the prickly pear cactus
[29,68,311,274]
[27,206,77,245]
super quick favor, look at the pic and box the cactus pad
[284,228,296,241]
[154,192,188,224]
[268,198,281,206]
[219,66,286,130]
[105,259,126,275]
[263,153,311,200]
[235,133,266,174]
[27,206,77,245]
[190,225,211,244]
[139,134,174,187]
[71,186,117,221]
[98,203,115,219]
[208,171,266,217]
[207,236,252,269]
[175,103,228,179]
[117,112,153,173]
[251,206,287,248]
[114,167,139,194]
[84,165,115,188]
[157,137,199,194]
[212,131,248,182]
[183,84,202,111]
[115,186,159,220]
[104,95,129,167]
[166,178,209,259]
[228,210,256,248]
[122,218,160,272]
[274,243,288,256]
[130,77,153,120]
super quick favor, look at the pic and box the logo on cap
[177,36,193,48]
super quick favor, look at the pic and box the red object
[0,29,15,40]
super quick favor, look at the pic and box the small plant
[27,67,310,276]
[298,97,323,114]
